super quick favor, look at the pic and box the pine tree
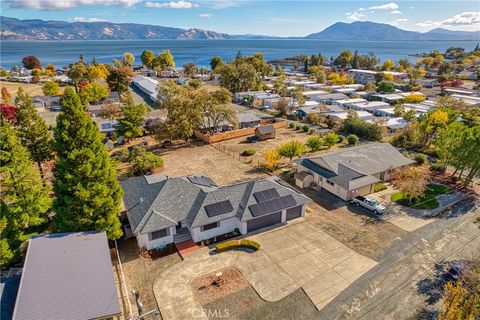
[14,88,53,167]
[53,87,123,239]
[0,119,51,265]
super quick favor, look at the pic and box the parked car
[351,196,386,214]
[247,136,259,143]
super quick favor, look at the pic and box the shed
[255,124,275,140]
[12,232,121,320]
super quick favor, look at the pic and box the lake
[1,39,477,69]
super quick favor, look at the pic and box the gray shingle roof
[256,124,275,135]
[308,143,414,176]
[12,232,121,320]
[237,112,261,124]
[121,174,311,232]
[298,143,413,191]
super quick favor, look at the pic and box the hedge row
[215,239,261,253]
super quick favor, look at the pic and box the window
[150,228,168,240]
[326,180,334,186]
[201,222,219,232]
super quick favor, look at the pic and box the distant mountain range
[1,17,479,41]
[305,21,480,41]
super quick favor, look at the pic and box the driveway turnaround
[153,219,377,320]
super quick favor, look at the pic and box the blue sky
[2,1,479,36]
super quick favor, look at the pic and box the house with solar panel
[295,143,414,201]
[120,174,311,250]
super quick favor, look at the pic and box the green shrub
[288,122,295,128]
[295,124,302,130]
[308,128,316,134]
[306,136,323,152]
[215,240,239,252]
[431,162,446,173]
[415,154,427,165]
[302,124,309,132]
[241,149,256,156]
[215,239,261,252]
[324,132,340,147]
[347,134,359,145]
[374,182,387,192]
[239,239,261,251]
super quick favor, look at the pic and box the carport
[247,211,282,232]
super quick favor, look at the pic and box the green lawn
[390,183,452,210]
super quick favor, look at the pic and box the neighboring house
[120,174,311,250]
[237,111,261,128]
[310,93,349,105]
[132,76,158,102]
[295,143,414,200]
[371,93,404,104]
[348,69,407,85]
[94,118,118,134]
[255,124,275,140]
[345,101,390,112]
[12,232,121,320]
[383,117,409,132]
[333,98,367,109]
[31,95,61,110]
[107,91,121,103]
[134,65,157,77]
[451,94,480,106]
[325,111,376,122]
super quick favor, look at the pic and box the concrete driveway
[153,219,377,319]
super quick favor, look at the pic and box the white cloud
[346,11,366,21]
[390,18,408,26]
[201,0,239,9]
[69,16,107,22]
[198,13,214,18]
[144,1,198,9]
[357,8,366,12]
[369,2,399,10]
[390,10,402,15]
[416,11,480,28]
[410,6,416,10]
[6,0,141,10]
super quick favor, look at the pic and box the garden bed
[191,267,250,306]
[390,183,452,210]
[139,243,178,260]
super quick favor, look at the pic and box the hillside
[0,16,232,40]
[305,21,480,41]
[1,17,479,41]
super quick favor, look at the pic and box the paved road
[314,200,480,320]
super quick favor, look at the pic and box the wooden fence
[194,120,288,144]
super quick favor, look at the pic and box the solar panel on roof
[249,195,296,217]
[253,188,280,203]
[205,200,234,217]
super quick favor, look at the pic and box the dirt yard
[116,238,181,317]
[215,127,313,160]
[0,81,57,99]
[214,127,346,167]
[155,141,268,186]
[192,267,249,306]
[115,137,268,186]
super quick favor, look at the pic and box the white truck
[351,196,386,214]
